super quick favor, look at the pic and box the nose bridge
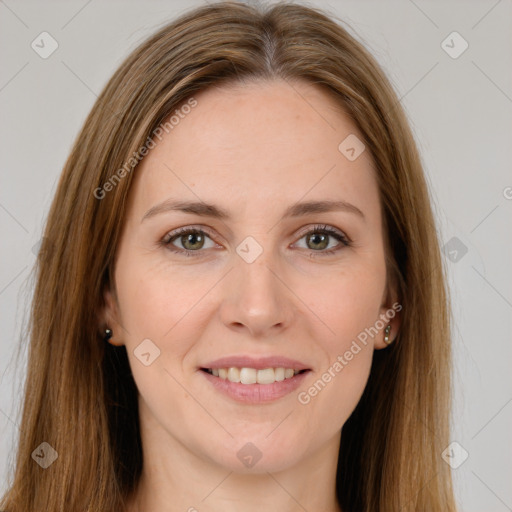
[235,238,281,307]
[219,235,293,335]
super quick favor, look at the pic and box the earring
[384,324,392,344]
[104,328,113,342]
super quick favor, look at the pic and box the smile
[200,367,311,403]
[202,367,307,384]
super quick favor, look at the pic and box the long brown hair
[1,2,456,510]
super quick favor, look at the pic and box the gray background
[1,1,511,510]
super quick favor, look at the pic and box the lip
[200,369,310,403]
[200,355,311,371]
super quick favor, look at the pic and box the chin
[201,431,307,474]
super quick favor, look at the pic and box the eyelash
[161,224,351,258]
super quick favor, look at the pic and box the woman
[1,1,457,511]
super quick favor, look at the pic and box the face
[103,79,400,474]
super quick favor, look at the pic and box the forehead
[130,79,379,220]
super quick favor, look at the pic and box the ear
[100,285,125,347]
[374,281,402,350]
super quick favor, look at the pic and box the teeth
[274,367,285,381]
[256,368,275,384]
[240,367,257,384]
[207,367,303,384]
[227,367,240,383]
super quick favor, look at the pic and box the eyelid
[294,223,350,244]
[162,225,221,247]
[164,224,349,242]
[162,223,351,256]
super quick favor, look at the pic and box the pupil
[183,232,203,250]
[309,233,328,250]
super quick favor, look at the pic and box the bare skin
[103,79,400,512]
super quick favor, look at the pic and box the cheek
[114,260,211,416]
[294,261,384,426]
[115,254,218,343]
[113,256,222,400]
[298,326,374,437]
[300,257,386,348]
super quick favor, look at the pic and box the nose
[218,246,295,338]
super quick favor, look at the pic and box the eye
[293,224,351,256]
[161,224,351,258]
[162,226,217,256]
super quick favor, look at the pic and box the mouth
[200,367,309,385]
[199,364,311,403]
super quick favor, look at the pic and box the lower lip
[200,370,310,403]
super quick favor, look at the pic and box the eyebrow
[141,198,365,223]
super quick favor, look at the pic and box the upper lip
[201,355,311,371]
